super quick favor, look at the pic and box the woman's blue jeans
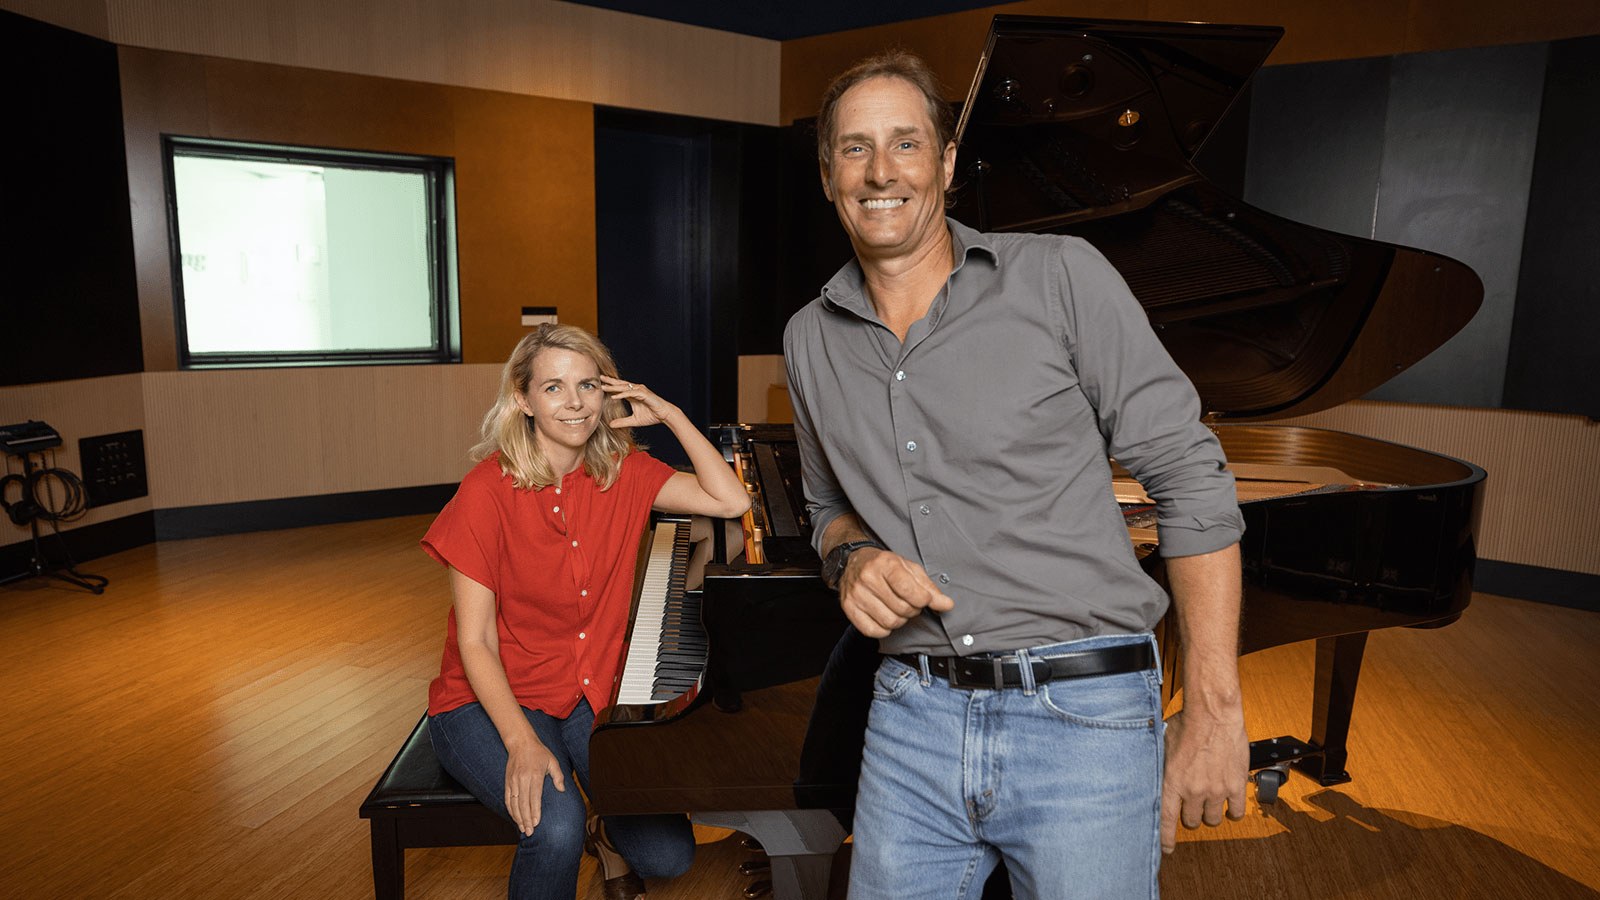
[848,633,1166,900]
[429,699,695,899]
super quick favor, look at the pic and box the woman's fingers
[506,780,531,835]
[506,745,566,837]
[601,376,670,427]
[599,375,648,395]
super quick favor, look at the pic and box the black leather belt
[892,642,1154,690]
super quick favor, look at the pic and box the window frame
[162,135,461,369]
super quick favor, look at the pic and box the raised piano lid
[950,16,1484,421]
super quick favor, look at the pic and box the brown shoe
[585,814,646,900]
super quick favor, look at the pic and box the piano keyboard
[615,521,709,705]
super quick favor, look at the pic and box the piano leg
[692,810,846,900]
[1295,632,1367,786]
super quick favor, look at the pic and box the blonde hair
[472,323,636,490]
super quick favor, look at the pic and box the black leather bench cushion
[360,714,483,813]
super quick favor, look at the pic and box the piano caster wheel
[1254,765,1289,809]
[744,878,773,899]
[741,836,764,852]
[739,858,771,876]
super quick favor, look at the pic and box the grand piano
[591,16,1486,900]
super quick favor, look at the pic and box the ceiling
[556,0,1005,41]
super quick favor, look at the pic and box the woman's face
[515,347,605,469]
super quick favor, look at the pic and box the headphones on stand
[0,471,41,525]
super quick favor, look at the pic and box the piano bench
[358,714,518,900]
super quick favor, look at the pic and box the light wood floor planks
[1,515,1597,899]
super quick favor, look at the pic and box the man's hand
[838,547,954,638]
[1159,704,1249,853]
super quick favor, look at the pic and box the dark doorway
[595,108,757,465]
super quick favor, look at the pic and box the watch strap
[823,539,884,589]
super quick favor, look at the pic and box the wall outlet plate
[79,430,148,508]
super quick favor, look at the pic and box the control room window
[164,137,459,368]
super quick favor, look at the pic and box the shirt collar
[820,217,1000,316]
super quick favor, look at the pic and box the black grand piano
[591,16,1486,900]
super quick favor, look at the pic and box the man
[783,51,1250,899]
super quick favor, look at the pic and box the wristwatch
[821,539,884,590]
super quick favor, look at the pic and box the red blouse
[422,451,675,718]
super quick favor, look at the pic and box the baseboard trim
[1476,559,1598,612]
[0,511,156,585]
[7,501,1594,613]
[153,484,457,540]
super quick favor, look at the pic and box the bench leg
[369,818,405,900]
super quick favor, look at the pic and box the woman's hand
[603,376,680,429]
[504,737,565,837]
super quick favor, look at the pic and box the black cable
[2,451,90,525]
[30,464,90,523]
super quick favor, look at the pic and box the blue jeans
[848,634,1165,900]
[429,699,695,900]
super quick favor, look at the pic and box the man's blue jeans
[429,699,694,900]
[848,633,1165,900]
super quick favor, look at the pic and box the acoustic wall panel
[1504,36,1600,418]
[1367,42,1547,408]
[1244,57,1390,240]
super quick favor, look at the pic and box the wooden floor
[1,515,1597,900]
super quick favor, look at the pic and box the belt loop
[1146,633,1163,685]
[917,653,932,686]
[1017,647,1037,695]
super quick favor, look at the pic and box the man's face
[822,76,956,265]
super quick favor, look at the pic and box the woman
[421,324,750,900]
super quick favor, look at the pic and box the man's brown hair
[815,49,955,169]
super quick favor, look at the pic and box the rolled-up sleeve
[1059,240,1244,558]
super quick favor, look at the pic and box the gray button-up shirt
[783,218,1243,656]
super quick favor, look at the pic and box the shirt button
[571,540,579,547]
[905,441,918,452]
[938,573,951,584]
[919,505,931,516]
[578,632,586,640]
[961,634,974,647]
[895,370,906,381]
[580,589,588,597]
[555,488,562,495]
[583,678,590,685]
[553,506,560,513]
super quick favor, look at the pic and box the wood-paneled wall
[0,364,497,547]
[779,0,1600,123]
[141,364,499,508]
[0,0,105,38]
[0,0,780,124]
[119,46,598,372]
